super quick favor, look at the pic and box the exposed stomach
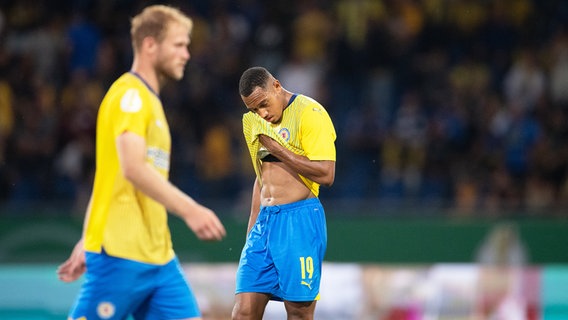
[259,161,314,206]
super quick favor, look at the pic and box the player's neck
[283,90,294,110]
[131,59,160,94]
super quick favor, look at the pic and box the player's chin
[170,71,185,81]
[165,66,185,80]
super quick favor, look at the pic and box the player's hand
[57,238,86,282]
[259,135,282,154]
[184,205,226,241]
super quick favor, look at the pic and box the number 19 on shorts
[299,256,314,281]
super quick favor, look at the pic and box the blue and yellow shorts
[235,197,327,302]
[68,251,200,319]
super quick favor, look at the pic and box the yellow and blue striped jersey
[84,72,174,264]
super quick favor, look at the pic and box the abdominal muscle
[259,161,314,206]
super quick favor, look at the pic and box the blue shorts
[235,198,327,301]
[68,251,200,320]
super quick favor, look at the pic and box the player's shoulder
[294,94,329,117]
[110,73,155,98]
[108,73,149,96]
[101,73,152,114]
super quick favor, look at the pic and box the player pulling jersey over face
[233,66,336,320]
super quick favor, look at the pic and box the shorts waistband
[260,197,320,213]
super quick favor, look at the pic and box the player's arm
[116,131,226,241]
[246,177,262,235]
[258,135,335,186]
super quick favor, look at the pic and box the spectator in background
[339,105,382,200]
[548,29,568,106]
[250,7,286,72]
[9,79,58,205]
[503,48,546,113]
[196,118,242,201]
[0,64,14,200]
[390,90,428,198]
[65,11,101,76]
[277,1,332,103]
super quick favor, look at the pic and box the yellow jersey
[243,94,336,197]
[84,72,174,264]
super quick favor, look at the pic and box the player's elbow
[318,161,335,187]
[120,162,143,183]
[319,172,335,187]
[121,166,136,183]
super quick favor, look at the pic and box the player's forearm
[276,149,335,186]
[124,162,200,219]
[259,135,335,185]
[117,132,202,219]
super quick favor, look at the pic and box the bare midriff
[259,161,315,206]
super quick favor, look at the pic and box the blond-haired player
[57,5,226,319]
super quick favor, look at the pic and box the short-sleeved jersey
[253,94,336,197]
[84,72,174,264]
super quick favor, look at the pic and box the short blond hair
[130,5,193,51]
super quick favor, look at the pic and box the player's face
[156,22,190,80]
[242,80,284,124]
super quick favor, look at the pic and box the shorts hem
[235,289,274,295]
[279,295,319,302]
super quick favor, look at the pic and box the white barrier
[1,263,567,319]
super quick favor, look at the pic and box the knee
[232,293,269,320]
[284,301,316,320]
[231,302,253,320]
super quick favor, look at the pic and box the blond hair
[130,5,193,52]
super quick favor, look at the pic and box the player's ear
[272,79,281,90]
[142,36,158,53]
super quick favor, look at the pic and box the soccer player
[56,5,226,320]
[232,66,336,320]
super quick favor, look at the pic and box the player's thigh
[271,201,327,301]
[235,208,280,296]
[273,238,325,301]
[69,252,154,319]
[133,257,201,320]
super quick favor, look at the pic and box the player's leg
[284,300,317,320]
[232,292,271,320]
[132,257,201,320]
[233,207,279,319]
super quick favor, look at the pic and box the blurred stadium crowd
[0,0,567,217]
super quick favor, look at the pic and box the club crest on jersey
[278,128,290,142]
[97,301,116,319]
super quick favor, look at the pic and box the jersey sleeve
[111,88,150,138]
[300,106,336,161]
